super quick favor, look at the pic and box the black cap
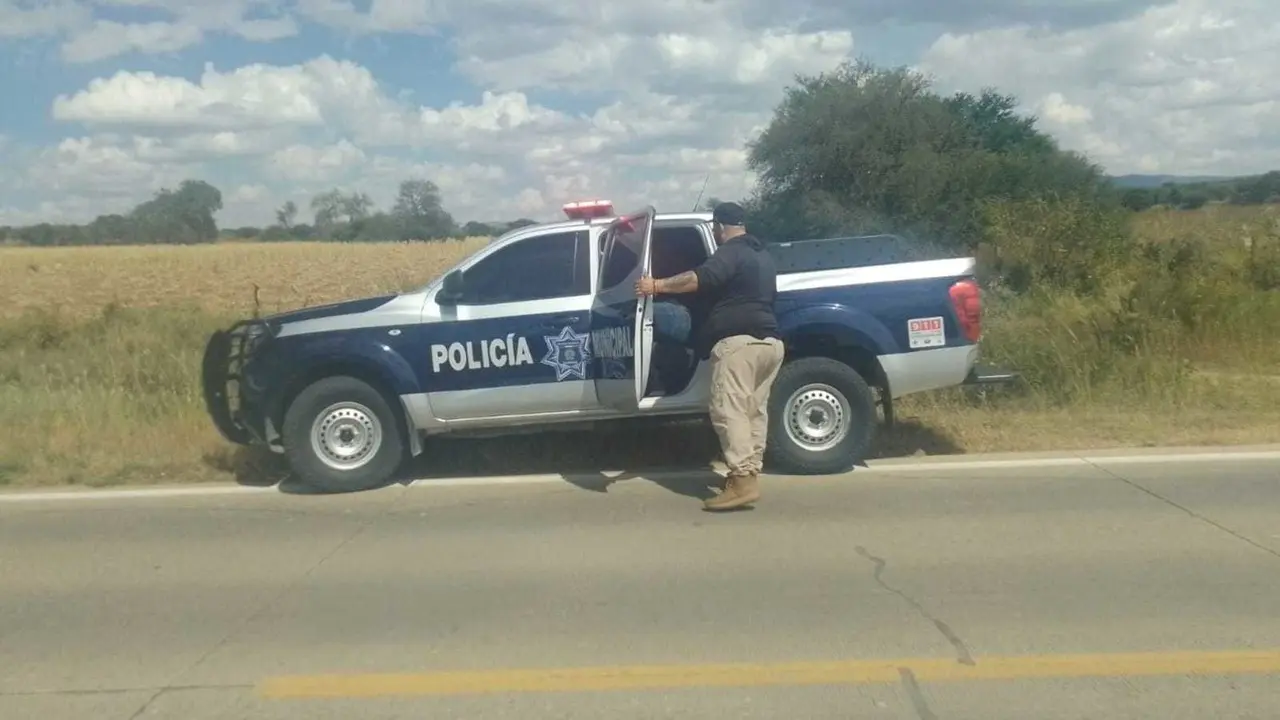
[710,201,747,226]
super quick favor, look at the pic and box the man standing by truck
[635,202,785,511]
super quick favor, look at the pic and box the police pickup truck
[202,200,1009,493]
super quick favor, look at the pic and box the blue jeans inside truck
[652,299,691,346]
[649,299,695,395]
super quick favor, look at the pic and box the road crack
[897,667,939,720]
[122,485,408,717]
[856,545,975,666]
[0,683,252,699]
[1082,459,1280,562]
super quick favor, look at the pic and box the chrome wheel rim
[783,383,850,452]
[310,401,382,471]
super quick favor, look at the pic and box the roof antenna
[691,174,709,212]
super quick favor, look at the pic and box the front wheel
[281,375,406,493]
[764,357,877,475]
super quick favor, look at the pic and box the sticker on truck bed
[907,316,945,349]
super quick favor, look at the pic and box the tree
[392,178,455,240]
[743,58,1109,251]
[1121,189,1156,212]
[129,179,223,244]
[461,220,497,237]
[1230,171,1280,205]
[943,89,1055,155]
[310,190,342,229]
[275,201,298,229]
[341,192,373,222]
[310,189,374,237]
[87,214,131,244]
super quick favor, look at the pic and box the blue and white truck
[202,201,1014,493]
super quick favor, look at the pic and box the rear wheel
[765,356,877,475]
[281,375,406,493]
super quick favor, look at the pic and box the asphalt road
[2,446,1279,719]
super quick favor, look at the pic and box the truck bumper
[201,321,272,447]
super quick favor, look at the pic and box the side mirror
[437,270,464,305]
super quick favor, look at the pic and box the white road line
[0,449,1276,504]
[0,485,278,503]
[859,450,1280,473]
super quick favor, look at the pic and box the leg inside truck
[644,226,707,398]
[649,300,697,396]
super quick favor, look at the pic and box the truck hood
[261,294,400,327]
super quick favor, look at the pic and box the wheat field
[0,238,491,321]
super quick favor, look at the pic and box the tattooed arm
[655,270,699,294]
[636,244,734,297]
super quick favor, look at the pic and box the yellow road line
[258,649,1280,699]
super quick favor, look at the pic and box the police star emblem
[540,326,591,381]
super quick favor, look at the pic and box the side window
[651,226,709,278]
[600,235,638,290]
[462,230,589,304]
[597,214,651,292]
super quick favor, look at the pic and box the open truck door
[590,206,655,412]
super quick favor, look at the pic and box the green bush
[971,198,1280,407]
[978,194,1133,297]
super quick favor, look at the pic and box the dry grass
[1131,202,1280,245]
[0,238,490,320]
[0,212,1277,489]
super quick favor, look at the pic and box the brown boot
[703,473,760,511]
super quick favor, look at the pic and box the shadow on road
[205,416,966,496]
[866,418,965,459]
[559,469,725,501]
[200,446,323,495]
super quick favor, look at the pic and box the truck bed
[766,233,950,274]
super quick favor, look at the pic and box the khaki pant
[708,335,786,477]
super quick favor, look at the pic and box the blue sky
[1,0,1277,228]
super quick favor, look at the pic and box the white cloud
[220,183,278,227]
[7,0,1280,228]
[48,55,577,151]
[129,130,291,161]
[367,0,437,32]
[61,20,204,63]
[266,140,368,183]
[0,0,90,38]
[232,15,298,41]
[51,59,343,129]
[917,0,1280,175]
[1,197,117,227]
[293,0,374,32]
[345,157,509,220]
[15,0,302,62]
[27,136,194,208]
[228,183,270,203]
[1039,93,1093,125]
[451,25,855,98]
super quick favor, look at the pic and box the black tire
[281,375,407,493]
[764,356,877,475]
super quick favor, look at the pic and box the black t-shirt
[690,233,780,358]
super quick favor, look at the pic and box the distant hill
[1109,174,1238,189]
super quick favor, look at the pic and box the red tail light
[948,278,982,342]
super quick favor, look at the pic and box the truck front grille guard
[201,319,272,445]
